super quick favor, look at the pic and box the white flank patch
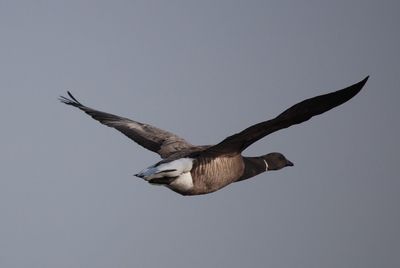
[263,159,269,171]
[136,158,194,181]
[168,172,194,192]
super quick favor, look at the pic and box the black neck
[237,157,267,182]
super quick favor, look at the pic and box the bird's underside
[60,76,368,195]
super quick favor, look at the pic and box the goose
[60,76,368,195]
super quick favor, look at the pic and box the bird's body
[137,155,245,195]
[60,76,368,195]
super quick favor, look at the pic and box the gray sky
[1,1,399,267]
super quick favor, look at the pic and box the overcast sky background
[1,1,399,267]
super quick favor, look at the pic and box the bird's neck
[237,157,268,182]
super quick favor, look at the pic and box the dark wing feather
[202,76,369,156]
[59,92,193,159]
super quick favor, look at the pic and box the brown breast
[188,155,245,195]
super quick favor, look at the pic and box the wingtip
[346,75,369,95]
[354,75,369,92]
[357,75,369,87]
[59,91,83,107]
[67,91,81,104]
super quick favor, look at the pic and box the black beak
[286,160,294,167]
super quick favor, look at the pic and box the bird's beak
[286,160,294,167]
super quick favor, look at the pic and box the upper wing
[202,76,369,156]
[59,92,194,159]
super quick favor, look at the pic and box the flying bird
[60,76,368,195]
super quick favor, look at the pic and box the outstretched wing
[59,92,194,159]
[202,76,369,156]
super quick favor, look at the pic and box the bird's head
[262,152,294,171]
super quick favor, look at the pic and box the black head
[262,152,294,171]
